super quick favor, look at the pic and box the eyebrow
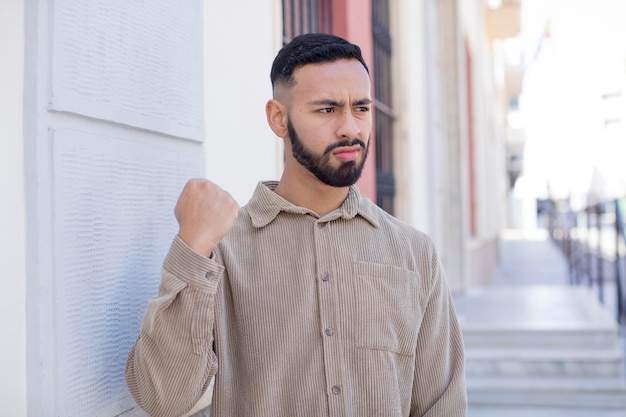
[307,98,372,106]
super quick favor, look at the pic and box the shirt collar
[247,181,380,229]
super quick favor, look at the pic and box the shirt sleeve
[125,235,224,417]
[410,243,468,417]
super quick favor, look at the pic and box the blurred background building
[1,0,624,415]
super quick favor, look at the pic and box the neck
[274,172,350,217]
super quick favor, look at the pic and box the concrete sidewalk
[490,229,570,286]
[457,228,626,417]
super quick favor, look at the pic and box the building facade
[0,0,517,415]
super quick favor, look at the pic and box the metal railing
[547,198,626,325]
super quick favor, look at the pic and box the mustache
[323,138,367,154]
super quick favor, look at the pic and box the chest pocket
[352,261,423,356]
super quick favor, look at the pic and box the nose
[336,110,362,140]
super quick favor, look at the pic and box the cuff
[163,235,225,290]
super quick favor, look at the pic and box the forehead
[290,59,371,100]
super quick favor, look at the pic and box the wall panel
[51,129,202,415]
[50,0,203,140]
[26,0,206,414]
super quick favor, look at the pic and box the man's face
[287,119,369,187]
[282,59,372,188]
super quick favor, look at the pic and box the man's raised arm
[125,179,239,417]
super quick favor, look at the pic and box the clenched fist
[174,179,240,257]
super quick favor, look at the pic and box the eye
[355,106,370,112]
[319,107,335,114]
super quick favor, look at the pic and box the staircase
[455,285,626,409]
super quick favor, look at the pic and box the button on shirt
[126,181,467,417]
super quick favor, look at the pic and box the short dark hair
[270,33,369,89]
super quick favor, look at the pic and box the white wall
[422,0,472,292]
[0,1,27,415]
[204,0,283,205]
[459,0,508,286]
[459,0,505,242]
[422,0,447,251]
[392,0,431,233]
[24,1,206,415]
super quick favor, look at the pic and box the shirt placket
[314,219,346,417]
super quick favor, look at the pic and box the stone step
[465,347,625,378]
[455,286,620,349]
[456,285,626,409]
[467,376,626,409]
[462,327,619,349]
[468,405,626,417]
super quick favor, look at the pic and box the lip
[332,145,362,161]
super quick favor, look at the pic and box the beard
[287,120,369,188]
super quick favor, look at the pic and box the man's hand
[174,179,240,257]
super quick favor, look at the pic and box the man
[126,33,467,417]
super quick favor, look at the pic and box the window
[282,0,334,43]
[372,0,395,213]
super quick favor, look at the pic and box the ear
[266,99,289,138]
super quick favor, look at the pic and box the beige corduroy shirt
[126,181,467,417]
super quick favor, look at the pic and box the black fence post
[614,199,625,325]
[597,204,604,303]
[586,208,593,288]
